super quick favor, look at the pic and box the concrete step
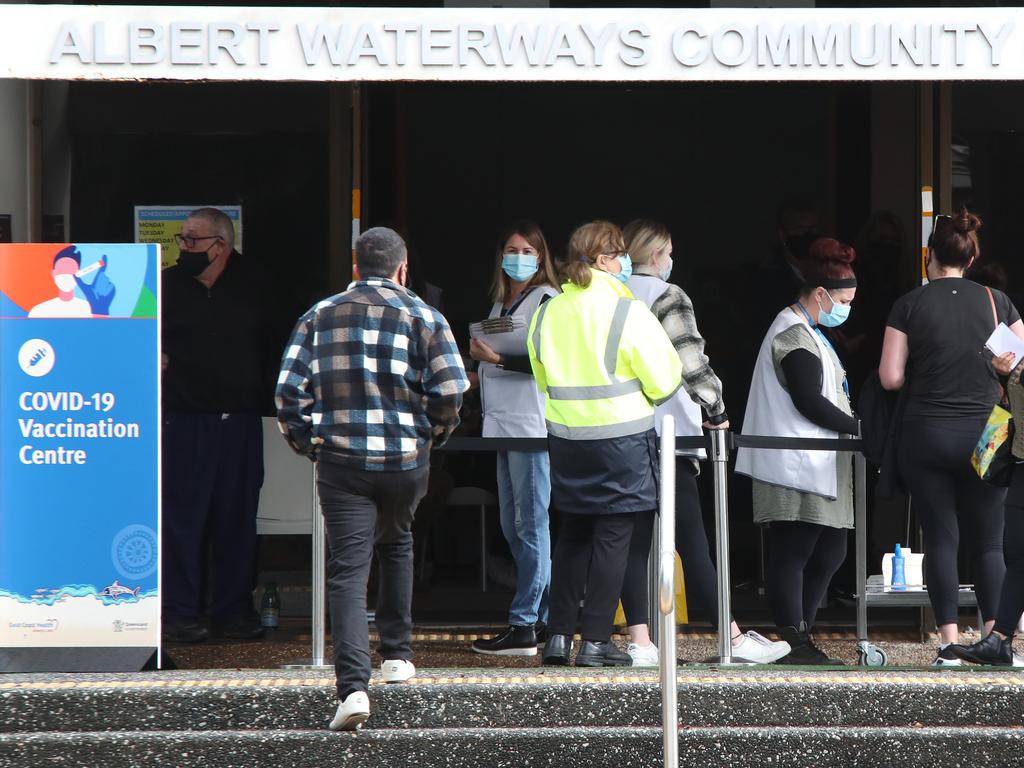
[3,725,1024,768]
[3,668,1024,733]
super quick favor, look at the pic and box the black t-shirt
[162,252,277,414]
[887,277,1020,420]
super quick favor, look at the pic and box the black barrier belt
[442,435,707,452]
[733,435,863,452]
[441,434,862,453]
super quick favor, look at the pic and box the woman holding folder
[470,221,560,656]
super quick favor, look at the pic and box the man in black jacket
[161,207,271,643]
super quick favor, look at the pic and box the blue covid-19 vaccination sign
[0,243,160,669]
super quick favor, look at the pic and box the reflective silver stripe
[532,300,551,366]
[604,297,632,380]
[547,380,644,401]
[546,415,655,440]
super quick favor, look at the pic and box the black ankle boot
[951,632,1015,666]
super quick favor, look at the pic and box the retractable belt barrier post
[708,428,742,665]
[658,417,679,768]
[281,464,330,670]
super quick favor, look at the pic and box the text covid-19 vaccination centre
[3,1,1024,659]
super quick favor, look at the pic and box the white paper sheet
[984,322,1024,363]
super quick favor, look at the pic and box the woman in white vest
[736,237,859,665]
[469,221,560,657]
[620,219,790,666]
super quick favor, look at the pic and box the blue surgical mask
[817,290,851,327]
[613,253,633,284]
[501,253,539,283]
[658,256,674,282]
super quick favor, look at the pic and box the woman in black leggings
[953,353,1024,666]
[880,208,1023,665]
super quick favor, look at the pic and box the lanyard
[501,287,534,318]
[795,302,850,399]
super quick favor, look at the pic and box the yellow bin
[614,553,687,626]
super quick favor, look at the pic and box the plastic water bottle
[261,582,280,630]
[891,544,906,592]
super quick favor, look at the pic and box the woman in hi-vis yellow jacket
[528,220,682,667]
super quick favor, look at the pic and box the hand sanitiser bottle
[261,582,280,630]
[891,544,906,592]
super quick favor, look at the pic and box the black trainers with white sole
[472,625,538,656]
[933,644,962,667]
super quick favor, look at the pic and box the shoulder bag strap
[985,286,999,330]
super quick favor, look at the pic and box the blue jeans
[496,449,552,626]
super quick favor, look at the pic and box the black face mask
[177,249,213,277]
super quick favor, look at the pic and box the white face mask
[54,273,77,293]
[658,257,674,282]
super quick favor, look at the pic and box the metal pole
[855,453,868,644]
[658,416,678,768]
[281,464,331,670]
[709,429,743,665]
[311,473,327,667]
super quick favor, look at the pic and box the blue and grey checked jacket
[276,278,469,472]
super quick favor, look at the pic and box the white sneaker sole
[380,664,416,683]
[628,657,659,668]
[933,657,962,667]
[471,645,538,657]
[329,711,369,731]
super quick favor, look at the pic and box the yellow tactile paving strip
[4,672,1024,692]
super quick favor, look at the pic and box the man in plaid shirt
[276,227,469,731]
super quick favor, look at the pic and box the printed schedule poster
[135,205,242,269]
[0,243,160,670]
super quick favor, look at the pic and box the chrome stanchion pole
[281,463,331,670]
[658,416,678,768]
[707,429,747,665]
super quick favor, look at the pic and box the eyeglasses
[174,234,222,250]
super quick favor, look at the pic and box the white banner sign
[0,5,1023,82]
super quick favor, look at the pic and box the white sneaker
[329,691,370,731]
[381,659,416,683]
[626,642,659,667]
[731,631,791,664]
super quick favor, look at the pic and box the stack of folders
[469,315,529,355]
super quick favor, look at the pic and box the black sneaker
[162,615,209,644]
[933,644,964,667]
[951,633,1018,667]
[210,611,264,640]
[472,625,538,656]
[575,640,632,667]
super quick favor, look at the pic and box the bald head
[188,207,235,249]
